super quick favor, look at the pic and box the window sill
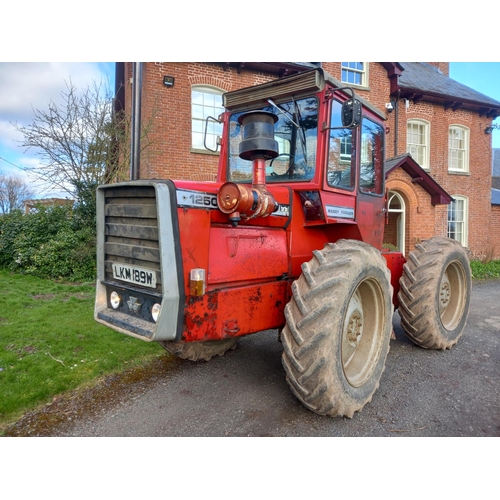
[190,148,220,156]
[448,170,470,176]
[341,83,370,91]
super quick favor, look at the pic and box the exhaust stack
[217,111,279,226]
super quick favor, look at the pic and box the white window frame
[341,62,368,87]
[406,119,430,170]
[448,125,470,173]
[447,196,468,247]
[191,85,224,152]
[388,191,406,255]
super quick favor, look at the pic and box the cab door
[355,116,386,249]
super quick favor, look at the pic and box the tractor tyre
[159,338,238,362]
[281,239,394,418]
[398,236,471,350]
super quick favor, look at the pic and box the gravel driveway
[5,279,500,437]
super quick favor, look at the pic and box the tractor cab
[214,68,387,249]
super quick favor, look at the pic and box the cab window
[327,99,354,191]
[359,118,384,195]
[228,97,318,183]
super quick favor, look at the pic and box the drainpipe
[394,90,400,157]
[130,62,143,180]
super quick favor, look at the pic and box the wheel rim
[439,260,467,331]
[341,278,386,388]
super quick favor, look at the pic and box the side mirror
[204,115,223,152]
[341,98,362,128]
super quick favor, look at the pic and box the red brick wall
[322,62,391,120]
[122,62,499,259]
[124,62,276,181]
[397,98,494,258]
[490,205,500,259]
[386,170,441,255]
[322,62,496,256]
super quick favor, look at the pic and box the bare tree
[0,171,36,214]
[13,79,154,200]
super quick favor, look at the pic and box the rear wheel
[281,240,393,418]
[398,237,471,349]
[159,338,238,362]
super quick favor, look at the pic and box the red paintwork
[182,281,289,342]
[382,250,406,307]
[172,80,405,342]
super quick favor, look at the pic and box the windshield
[228,97,319,182]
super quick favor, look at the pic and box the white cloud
[0,120,24,151]
[0,62,112,122]
[0,62,113,198]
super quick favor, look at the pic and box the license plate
[112,263,157,288]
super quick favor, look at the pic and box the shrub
[0,203,96,282]
[0,209,24,267]
[470,260,500,279]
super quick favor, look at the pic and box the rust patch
[249,287,263,303]
[182,291,220,341]
[207,292,218,311]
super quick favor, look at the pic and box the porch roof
[385,153,453,205]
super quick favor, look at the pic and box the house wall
[385,169,444,255]
[121,62,499,259]
[125,62,395,181]
[393,98,494,258]
[322,62,391,115]
[490,205,500,259]
[124,63,276,181]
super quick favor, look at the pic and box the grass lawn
[1,259,498,434]
[0,269,163,433]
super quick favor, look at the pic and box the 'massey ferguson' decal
[325,205,355,219]
[176,188,290,217]
[112,263,157,288]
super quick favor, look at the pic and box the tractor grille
[103,185,162,293]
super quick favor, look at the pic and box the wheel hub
[440,274,451,310]
[439,261,467,331]
[347,310,363,348]
[341,279,385,388]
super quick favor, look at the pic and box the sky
[0,61,499,199]
[0,62,115,198]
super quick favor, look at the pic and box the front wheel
[281,240,394,418]
[398,237,471,349]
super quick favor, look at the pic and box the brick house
[492,148,500,254]
[114,62,500,258]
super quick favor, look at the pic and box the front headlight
[110,291,121,309]
[152,303,161,322]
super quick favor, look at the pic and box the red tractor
[95,68,471,418]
